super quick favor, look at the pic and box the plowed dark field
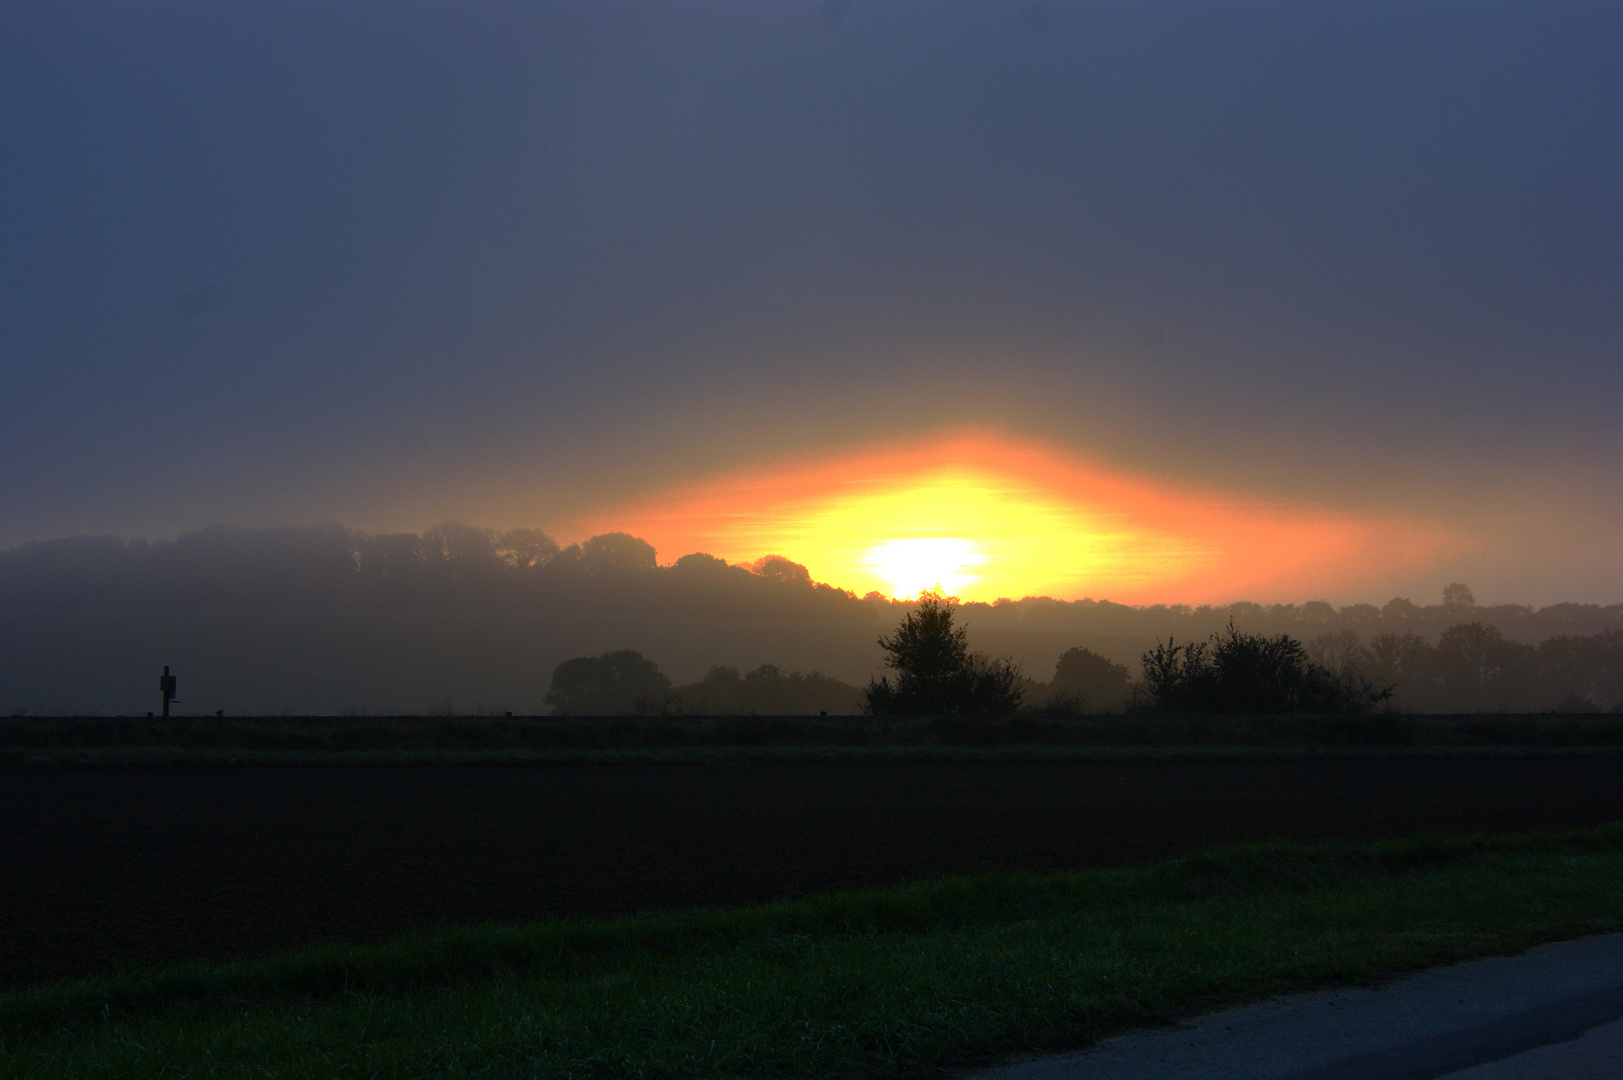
[5,756,1623,988]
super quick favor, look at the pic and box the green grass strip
[4,825,1623,1078]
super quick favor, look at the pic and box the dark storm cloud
[0,0,1618,601]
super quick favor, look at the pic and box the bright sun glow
[863,538,984,600]
[563,430,1465,604]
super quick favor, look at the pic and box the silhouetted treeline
[1110,622,1622,715]
[1320,624,1623,714]
[979,591,1623,649]
[539,610,1620,723]
[0,524,863,620]
[545,650,862,716]
[4,525,1620,646]
[3,522,1623,643]
[675,664,862,716]
[1120,622,1623,714]
[5,525,1623,717]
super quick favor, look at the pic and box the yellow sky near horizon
[564,431,1467,605]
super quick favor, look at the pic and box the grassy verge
[6,713,1623,766]
[5,826,1623,1078]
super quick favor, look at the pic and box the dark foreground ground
[5,756,1623,989]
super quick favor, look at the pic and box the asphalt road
[962,935,1623,1080]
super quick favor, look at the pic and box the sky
[572,430,1464,604]
[1,1,1618,605]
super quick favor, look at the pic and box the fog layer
[3,524,1618,715]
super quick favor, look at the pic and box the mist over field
[3,524,1619,716]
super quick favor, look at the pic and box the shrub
[1138,622,1392,714]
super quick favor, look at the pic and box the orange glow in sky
[565,431,1465,604]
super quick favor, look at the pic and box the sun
[562,430,1464,604]
[863,538,984,600]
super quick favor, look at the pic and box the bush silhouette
[1139,621,1391,714]
[545,650,672,715]
[1041,647,1133,713]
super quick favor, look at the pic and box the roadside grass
[6,712,1623,766]
[4,826,1623,1078]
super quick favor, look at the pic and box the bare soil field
[5,756,1623,988]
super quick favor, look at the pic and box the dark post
[160,665,178,718]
